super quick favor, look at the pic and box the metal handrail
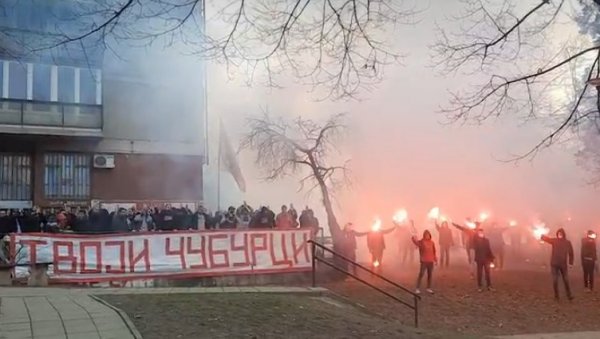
[308,240,421,327]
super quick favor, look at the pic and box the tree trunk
[311,162,343,249]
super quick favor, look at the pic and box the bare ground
[99,255,600,338]
[323,263,600,337]
[100,293,453,339]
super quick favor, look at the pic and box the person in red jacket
[412,230,437,294]
[275,205,294,229]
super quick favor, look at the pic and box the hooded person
[366,220,397,273]
[452,220,480,265]
[473,227,495,292]
[581,230,597,292]
[341,223,368,274]
[412,230,437,294]
[435,221,454,268]
[541,228,574,301]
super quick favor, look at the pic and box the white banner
[10,229,312,282]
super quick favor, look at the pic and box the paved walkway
[0,286,326,339]
[0,293,135,339]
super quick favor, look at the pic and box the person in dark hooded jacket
[581,230,597,292]
[412,230,437,294]
[541,228,574,301]
[473,228,495,291]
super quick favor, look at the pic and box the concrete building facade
[0,0,206,210]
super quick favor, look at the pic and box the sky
[206,1,599,234]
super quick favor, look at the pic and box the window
[0,60,3,96]
[44,153,90,199]
[33,64,51,101]
[58,66,75,103]
[0,154,32,201]
[80,68,97,104]
[8,62,27,99]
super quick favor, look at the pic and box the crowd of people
[0,202,320,237]
[340,218,598,300]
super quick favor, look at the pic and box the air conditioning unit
[93,154,115,169]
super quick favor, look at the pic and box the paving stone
[58,312,91,320]
[67,332,101,339]
[1,322,31,332]
[0,317,31,325]
[99,329,135,339]
[3,329,33,339]
[31,325,65,338]
[63,319,97,334]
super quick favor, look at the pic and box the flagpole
[217,119,222,211]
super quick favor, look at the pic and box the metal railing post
[308,240,420,327]
[414,295,419,328]
[311,240,316,287]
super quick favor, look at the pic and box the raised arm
[353,230,369,237]
[382,225,397,235]
[540,235,553,245]
[452,223,466,232]
[411,235,420,247]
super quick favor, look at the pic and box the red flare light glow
[479,212,489,222]
[533,223,549,240]
[371,218,382,232]
[466,220,477,229]
[427,207,440,220]
[393,209,408,224]
[490,263,495,269]
[373,260,380,268]
[509,220,517,227]
[590,233,597,239]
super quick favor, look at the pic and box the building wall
[0,136,203,208]
[90,153,203,202]
[0,1,207,208]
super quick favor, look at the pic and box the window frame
[43,152,91,200]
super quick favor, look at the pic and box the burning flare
[490,263,495,269]
[589,233,597,239]
[465,220,477,229]
[479,212,489,222]
[373,260,380,268]
[532,223,549,240]
[427,207,440,220]
[509,220,518,227]
[371,218,382,232]
[393,209,408,224]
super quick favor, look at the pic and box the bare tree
[0,0,418,100]
[240,112,349,244]
[434,0,600,160]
